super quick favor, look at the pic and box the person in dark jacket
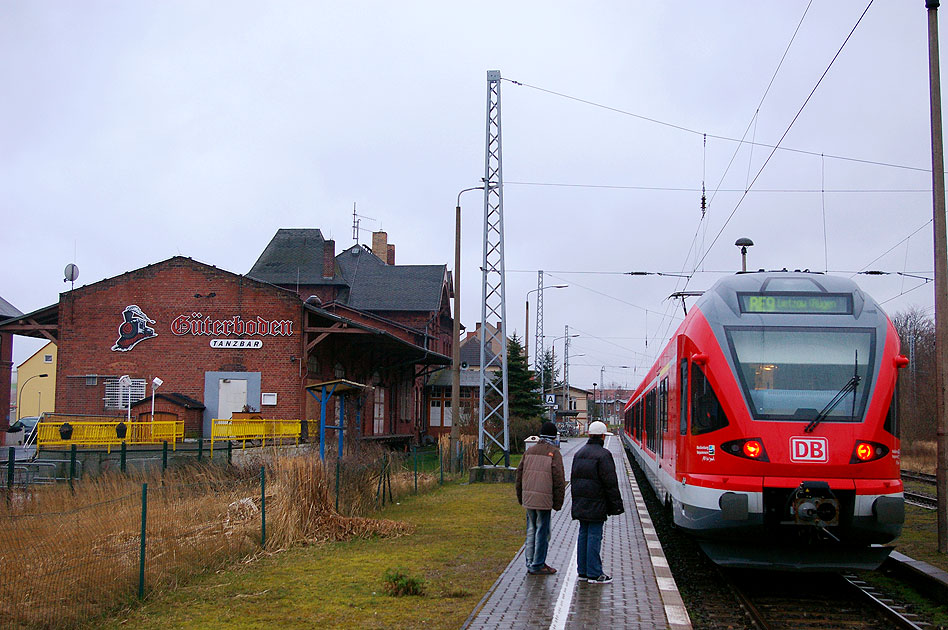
[570,420,624,584]
[515,421,566,575]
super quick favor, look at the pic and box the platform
[464,435,691,629]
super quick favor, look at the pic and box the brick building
[1,242,452,444]
[248,228,454,443]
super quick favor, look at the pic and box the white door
[218,379,248,419]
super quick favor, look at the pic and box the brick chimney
[322,239,335,279]
[387,243,395,265]
[372,231,388,263]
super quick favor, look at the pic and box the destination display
[738,293,852,315]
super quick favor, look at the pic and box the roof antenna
[352,202,360,244]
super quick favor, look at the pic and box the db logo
[790,437,829,462]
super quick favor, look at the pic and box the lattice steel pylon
[478,70,510,467]
[535,270,544,396]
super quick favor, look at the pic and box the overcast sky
[2,1,942,390]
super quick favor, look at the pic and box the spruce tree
[537,348,559,395]
[498,334,544,419]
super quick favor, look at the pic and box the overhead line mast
[478,70,510,467]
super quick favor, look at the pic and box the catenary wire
[505,181,928,193]
[690,0,876,275]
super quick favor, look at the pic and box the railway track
[901,470,937,485]
[901,470,938,510]
[721,569,930,629]
[904,490,938,509]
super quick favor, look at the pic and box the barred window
[104,377,146,410]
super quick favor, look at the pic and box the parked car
[6,416,40,447]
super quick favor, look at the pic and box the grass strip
[99,481,524,630]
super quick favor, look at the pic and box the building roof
[0,295,23,320]
[250,233,449,314]
[459,337,498,368]
[304,303,450,367]
[336,244,447,312]
[248,229,342,286]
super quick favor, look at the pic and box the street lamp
[592,382,597,422]
[547,333,579,393]
[547,334,579,424]
[451,184,486,473]
[151,377,163,423]
[17,373,48,420]
[524,284,567,369]
[119,375,132,423]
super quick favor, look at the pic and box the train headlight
[722,438,769,462]
[850,440,889,464]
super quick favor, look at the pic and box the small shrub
[383,568,426,597]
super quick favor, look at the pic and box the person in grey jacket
[570,421,624,584]
[515,421,566,575]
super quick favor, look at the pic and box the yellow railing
[210,419,304,454]
[36,418,185,452]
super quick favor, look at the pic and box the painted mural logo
[111,305,158,352]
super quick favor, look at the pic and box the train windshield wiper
[804,351,861,433]
[803,375,860,433]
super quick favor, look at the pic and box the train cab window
[679,360,688,435]
[691,363,729,435]
[726,327,874,422]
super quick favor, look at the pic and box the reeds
[902,439,937,474]
[0,447,421,629]
[437,434,478,473]
[263,453,412,550]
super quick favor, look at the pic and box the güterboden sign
[173,312,293,349]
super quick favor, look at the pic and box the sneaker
[529,564,557,575]
[587,574,612,584]
[578,574,588,580]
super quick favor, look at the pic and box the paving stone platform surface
[464,435,691,630]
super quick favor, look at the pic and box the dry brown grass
[437,434,478,472]
[901,440,937,474]
[0,450,417,629]
[263,454,412,549]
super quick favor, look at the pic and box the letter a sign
[544,394,557,407]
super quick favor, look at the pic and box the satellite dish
[64,263,79,283]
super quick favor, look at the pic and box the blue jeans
[524,509,552,571]
[577,520,604,578]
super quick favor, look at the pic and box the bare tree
[893,306,936,443]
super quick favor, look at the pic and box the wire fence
[0,436,481,629]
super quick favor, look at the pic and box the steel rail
[902,470,937,485]
[905,490,939,509]
[841,574,930,629]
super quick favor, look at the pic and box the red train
[622,271,905,570]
